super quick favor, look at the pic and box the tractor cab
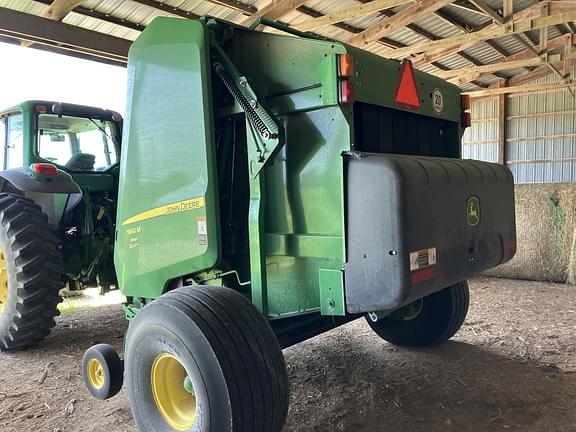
[0,101,123,351]
[36,107,119,173]
[0,100,121,176]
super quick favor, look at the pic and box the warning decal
[409,247,437,272]
[197,217,208,246]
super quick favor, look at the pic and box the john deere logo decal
[467,196,480,226]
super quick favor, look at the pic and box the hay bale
[483,183,576,283]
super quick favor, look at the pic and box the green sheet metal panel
[231,29,346,113]
[262,107,349,316]
[115,18,220,298]
[226,32,351,316]
[346,46,462,123]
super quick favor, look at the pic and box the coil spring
[213,63,274,140]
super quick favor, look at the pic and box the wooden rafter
[131,0,199,19]
[410,4,543,68]
[468,0,504,24]
[383,4,576,59]
[293,0,411,32]
[509,59,576,86]
[440,52,576,83]
[1,6,129,65]
[464,79,576,97]
[40,0,85,20]
[450,0,493,17]
[346,0,455,47]
[244,0,307,23]
[443,34,574,84]
[16,0,576,95]
[22,0,85,47]
[206,0,256,15]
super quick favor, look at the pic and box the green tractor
[82,16,516,432]
[0,101,121,350]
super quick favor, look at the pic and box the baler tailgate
[344,152,516,314]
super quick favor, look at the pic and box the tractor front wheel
[0,193,63,351]
[125,286,289,432]
[366,281,470,347]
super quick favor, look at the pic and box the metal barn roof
[0,0,574,96]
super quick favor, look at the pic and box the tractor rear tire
[125,286,289,432]
[0,193,63,351]
[366,281,470,347]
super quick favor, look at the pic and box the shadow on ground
[0,278,575,432]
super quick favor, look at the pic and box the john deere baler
[82,17,516,432]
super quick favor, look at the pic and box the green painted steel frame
[116,17,466,321]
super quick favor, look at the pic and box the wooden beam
[40,0,85,20]
[346,0,455,47]
[509,60,576,86]
[497,80,507,165]
[295,4,405,49]
[467,0,536,80]
[566,35,574,77]
[383,4,576,59]
[440,51,575,82]
[450,1,491,17]
[293,0,412,32]
[411,4,542,68]
[245,0,307,22]
[548,1,576,14]
[205,0,256,15]
[34,0,145,31]
[444,34,573,84]
[514,33,539,55]
[22,0,86,47]
[464,79,576,97]
[0,7,129,66]
[502,0,513,23]
[468,0,503,24]
[130,0,199,19]
[441,58,548,81]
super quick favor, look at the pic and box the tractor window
[37,114,118,171]
[6,114,23,169]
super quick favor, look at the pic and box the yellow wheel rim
[0,249,8,315]
[87,358,106,390]
[151,353,197,431]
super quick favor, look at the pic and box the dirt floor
[1,277,575,432]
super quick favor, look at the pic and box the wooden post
[498,80,507,165]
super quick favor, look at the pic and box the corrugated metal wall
[462,66,576,183]
[462,98,499,163]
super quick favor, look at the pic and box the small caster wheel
[83,343,124,400]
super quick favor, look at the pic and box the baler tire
[83,344,124,400]
[0,193,63,351]
[366,281,470,347]
[125,286,289,432]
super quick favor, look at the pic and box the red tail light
[31,163,58,176]
[462,112,472,129]
[461,94,471,111]
[339,80,355,104]
[411,266,436,284]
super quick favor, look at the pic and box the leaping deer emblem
[467,197,480,226]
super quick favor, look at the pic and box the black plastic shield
[344,153,516,314]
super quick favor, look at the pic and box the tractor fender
[0,167,81,195]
